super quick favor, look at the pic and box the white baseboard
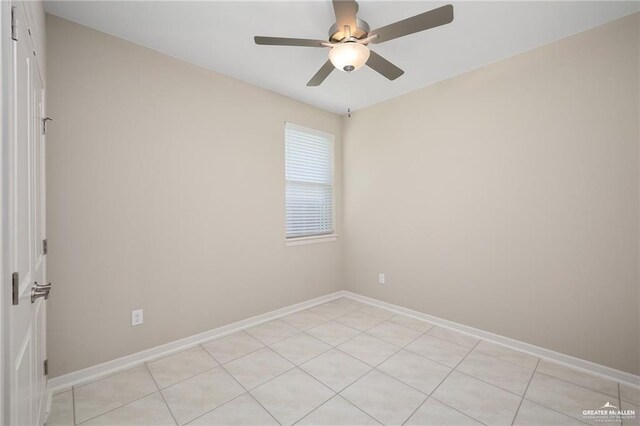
[343,291,640,388]
[48,289,639,397]
[47,290,348,394]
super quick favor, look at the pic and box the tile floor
[47,297,639,426]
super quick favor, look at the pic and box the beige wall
[46,15,343,377]
[344,14,640,374]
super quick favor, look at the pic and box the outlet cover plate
[132,309,143,326]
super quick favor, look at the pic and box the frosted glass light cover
[329,42,370,72]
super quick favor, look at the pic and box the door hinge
[43,239,48,255]
[43,359,48,376]
[43,117,53,135]
[10,6,17,41]
[12,272,19,305]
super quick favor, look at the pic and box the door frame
[1,1,11,423]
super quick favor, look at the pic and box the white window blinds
[285,123,335,238]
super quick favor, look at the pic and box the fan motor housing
[328,18,371,43]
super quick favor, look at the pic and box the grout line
[520,397,591,425]
[74,389,159,425]
[206,340,267,366]
[292,394,382,426]
[332,328,428,424]
[221,328,377,425]
[182,392,253,426]
[218,361,283,426]
[472,345,541,370]
[402,330,544,388]
[246,392,283,426]
[299,346,375,393]
[71,385,76,426]
[402,338,472,371]
[510,358,540,426]
[201,345,283,425]
[533,370,621,400]
[452,369,529,399]
[516,363,592,426]
[70,363,147,391]
[617,383,623,426]
[143,363,161,392]
[286,377,336,425]
[143,363,178,426]
[146,356,219,391]
[430,396,490,426]
[270,332,334,365]
[401,340,482,425]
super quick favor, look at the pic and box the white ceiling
[44,1,639,114]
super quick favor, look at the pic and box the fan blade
[254,36,326,47]
[366,51,404,80]
[332,0,358,36]
[307,60,335,86]
[370,4,453,44]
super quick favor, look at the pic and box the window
[285,122,335,241]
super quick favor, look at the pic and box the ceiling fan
[254,0,454,87]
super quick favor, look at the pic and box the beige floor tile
[270,333,331,365]
[338,334,399,366]
[161,367,244,425]
[405,397,482,426]
[335,311,386,332]
[405,335,472,368]
[426,326,479,348]
[147,346,218,389]
[334,298,367,311]
[473,341,539,369]
[188,394,278,425]
[201,331,264,364]
[300,349,372,392]
[621,399,639,426]
[525,372,619,425]
[224,347,293,389]
[307,321,361,346]
[280,310,330,331]
[297,395,380,426]
[83,393,175,425]
[621,383,640,404]
[357,305,396,320]
[456,351,534,395]
[341,370,426,425]
[378,350,451,394]
[367,321,423,347]
[432,371,521,425]
[74,366,158,423]
[47,390,74,426]
[513,399,586,425]
[251,368,334,426]
[389,314,435,333]
[245,320,300,345]
[309,301,353,319]
[537,360,619,399]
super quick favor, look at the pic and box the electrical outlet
[131,309,143,326]
[378,273,385,285]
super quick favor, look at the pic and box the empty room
[1,0,639,425]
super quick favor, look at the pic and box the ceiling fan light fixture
[329,42,370,72]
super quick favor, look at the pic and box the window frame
[284,122,338,246]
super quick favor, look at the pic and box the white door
[7,3,48,425]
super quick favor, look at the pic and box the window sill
[286,234,339,246]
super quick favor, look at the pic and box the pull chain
[346,76,353,118]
